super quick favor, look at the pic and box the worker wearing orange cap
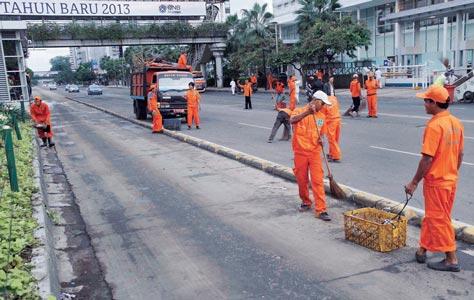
[177,51,187,67]
[288,75,297,110]
[405,85,464,272]
[185,82,201,129]
[30,96,55,147]
[290,90,332,221]
[147,85,163,133]
[365,71,379,118]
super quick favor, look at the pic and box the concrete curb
[65,96,474,245]
[31,134,60,299]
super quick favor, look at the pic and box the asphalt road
[47,85,474,224]
[34,87,474,299]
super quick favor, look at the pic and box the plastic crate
[343,207,407,252]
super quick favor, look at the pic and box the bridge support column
[200,63,207,79]
[210,43,226,88]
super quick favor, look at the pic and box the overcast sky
[26,0,273,72]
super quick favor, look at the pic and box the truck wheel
[463,91,473,103]
[134,100,148,120]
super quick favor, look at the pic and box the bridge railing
[27,21,228,42]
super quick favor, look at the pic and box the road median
[65,96,474,245]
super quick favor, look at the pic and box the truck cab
[192,71,207,92]
[131,63,194,120]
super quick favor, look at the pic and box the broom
[312,114,347,200]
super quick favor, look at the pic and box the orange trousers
[152,110,163,132]
[293,152,326,213]
[187,106,200,127]
[367,95,378,117]
[420,183,457,252]
[326,120,341,160]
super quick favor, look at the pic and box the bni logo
[159,5,167,13]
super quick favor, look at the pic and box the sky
[26,0,273,72]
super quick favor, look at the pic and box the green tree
[100,56,129,85]
[124,45,185,71]
[274,0,370,80]
[224,4,275,79]
[295,0,341,33]
[50,56,71,72]
[75,62,96,84]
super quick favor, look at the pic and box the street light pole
[262,48,267,90]
[274,23,278,55]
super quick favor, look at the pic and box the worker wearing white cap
[289,90,332,221]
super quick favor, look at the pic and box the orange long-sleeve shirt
[350,79,361,97]
[291,106,327,155]
[30,102,51,125]
[365,79,379,95]
[186,89,201,108]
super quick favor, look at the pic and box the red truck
[131,62,194,120]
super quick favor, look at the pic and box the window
[376,3,395,34]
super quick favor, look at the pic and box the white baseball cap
[312,90,332,105]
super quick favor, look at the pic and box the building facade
[69,46,121,71]
[273,0,474,69]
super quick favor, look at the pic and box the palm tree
[240,3,274,42]
[296,0,341,33]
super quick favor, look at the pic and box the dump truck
[130,62,194,120]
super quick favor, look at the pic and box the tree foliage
[225,3,275,76]
[49,56,70,72]
[75,62,96,84]
[274,0,371,77]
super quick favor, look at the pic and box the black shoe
[328,158,341,163]
[267,139,272,143]
[48,142,55,148]
[415,251,426,264]
[298,204,311,212]
[196,126,200,129]
[427,259,460,272]
[316,212,331,221]
[366,115,372,118]
[40,143,47,147]
[188,126,191,130]
[373,116,378,118]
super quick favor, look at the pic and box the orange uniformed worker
[288,75,297,110]
[405,85,464,272]
[250,74,257,87]
[238,79,253,109]
[177,51,187,67]
[365,71,379,118]
[30,96,55,147]
[185,82,201,129]
[321,95,342,162]
[147,85,163,133]
[349,74,362,117]
[290,90,332,221]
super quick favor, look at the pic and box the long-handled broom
[312,115,347,200]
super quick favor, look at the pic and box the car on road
[48,83,57,90]
[68,84,80,93]
[87,84,103,95]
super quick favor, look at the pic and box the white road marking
[238,122,272,130]
[465,136,474,140]
[370,146,474,166]
[461,249,474,257]
[378,112,474,124]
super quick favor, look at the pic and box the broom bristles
[329,176,347,200]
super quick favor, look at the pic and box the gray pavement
[34,87,474,299]
[48,85,474,224]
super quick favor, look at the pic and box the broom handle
[312,114,332,178]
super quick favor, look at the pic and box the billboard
[0,1,207,17]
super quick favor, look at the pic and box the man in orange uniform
[185,82,201,129]
[266,73,274,90]
[147,85,163,133]
[290,90,332,221]
[405,85,464,272]
[349,74,362,117]
[177,51,187,67]
[321,95,342,162]
[288,75,297,110]
[238,79,253,109]
[30,96,55,147]
[365,71,379,118]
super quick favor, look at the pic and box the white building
[69,46,121,70]
[273,0,474,68]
